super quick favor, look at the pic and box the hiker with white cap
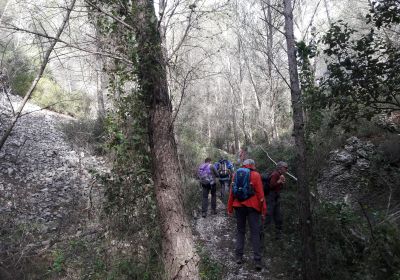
[227,159,266,271]
[265,161,288,239]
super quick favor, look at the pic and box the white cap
[243,159,255,165]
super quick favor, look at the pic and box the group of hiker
[197,156,289,271]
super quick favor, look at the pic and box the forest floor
[194,197,288,280]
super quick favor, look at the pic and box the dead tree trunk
[0,0,76,151]
[132,1,200,279]
[283,0,320,279]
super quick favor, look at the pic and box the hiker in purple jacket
[198,157,219,218]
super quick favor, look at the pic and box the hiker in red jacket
[227,159,267,270]
[265,161,288,239]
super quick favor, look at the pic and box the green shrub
[32,76,90,117]
[377,134,400,166]
[50,250,65,273]
[314,202,400,280]
[59,117,106,154]
[3,46,37,97]
[92,92,163,280]
[10,70,35,96]
[1,43,90,117]
[182,175,202,218]
[198,247,224,280]
[249,138,296,172]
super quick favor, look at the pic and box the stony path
[194,198,279,280]
[0,94,107,264]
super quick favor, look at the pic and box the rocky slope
[0,93,108,277]
[317,136,375,204]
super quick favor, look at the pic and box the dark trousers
[219,180,230,200]
[265,191,282,231]
[235,207,262,261]
[201,183,216,214]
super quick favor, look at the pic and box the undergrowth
[198,246,224,280]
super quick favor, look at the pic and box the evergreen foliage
[313,2,400,125]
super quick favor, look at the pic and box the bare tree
[0,0,77,151]
[283,0,320,279]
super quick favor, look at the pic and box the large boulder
[317,137,375,204]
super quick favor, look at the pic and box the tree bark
[231,89,239,153]
[323,0,332,25]
[95,27,106,119]
[0,0,76,151]
[132,1,200,279]
[283,0,320,279]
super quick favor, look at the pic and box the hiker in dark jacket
[227,159,267,270]
[214,158,233,201]
[198,157,219,218]
[265,161,288,238]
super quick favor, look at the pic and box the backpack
[232,168,254,201]
[261,172,271,196]
[218,161,229,178]
[198,163,213,185]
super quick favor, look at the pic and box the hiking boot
[202,213,207,218]
[255,260,262,271]
[236,256,243,265]
[212,210,217,215]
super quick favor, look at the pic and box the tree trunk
[0,0,76,151]
[207,89,212,145]
[283,0,320,279]
[132,2,200,279]
[231,91,239,153]
[323,0,332,25]
[95,27,106,119]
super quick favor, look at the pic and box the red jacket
[227,164,267,216]
[269,170,284,192]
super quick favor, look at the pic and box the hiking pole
[257,146,298,181]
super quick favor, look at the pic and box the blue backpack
[232,168,254,201]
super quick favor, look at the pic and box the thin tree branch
[261,0,284,15]
[0,0,77,151]
[253,46,292,89]
[302,0,322,41]
[259,16,286,36]
[0,24,134,65]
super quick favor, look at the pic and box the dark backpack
[232,168,254,201]
[261,173,271,196]
[218,161,229,178]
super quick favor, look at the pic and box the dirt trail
[194,198,280,280]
